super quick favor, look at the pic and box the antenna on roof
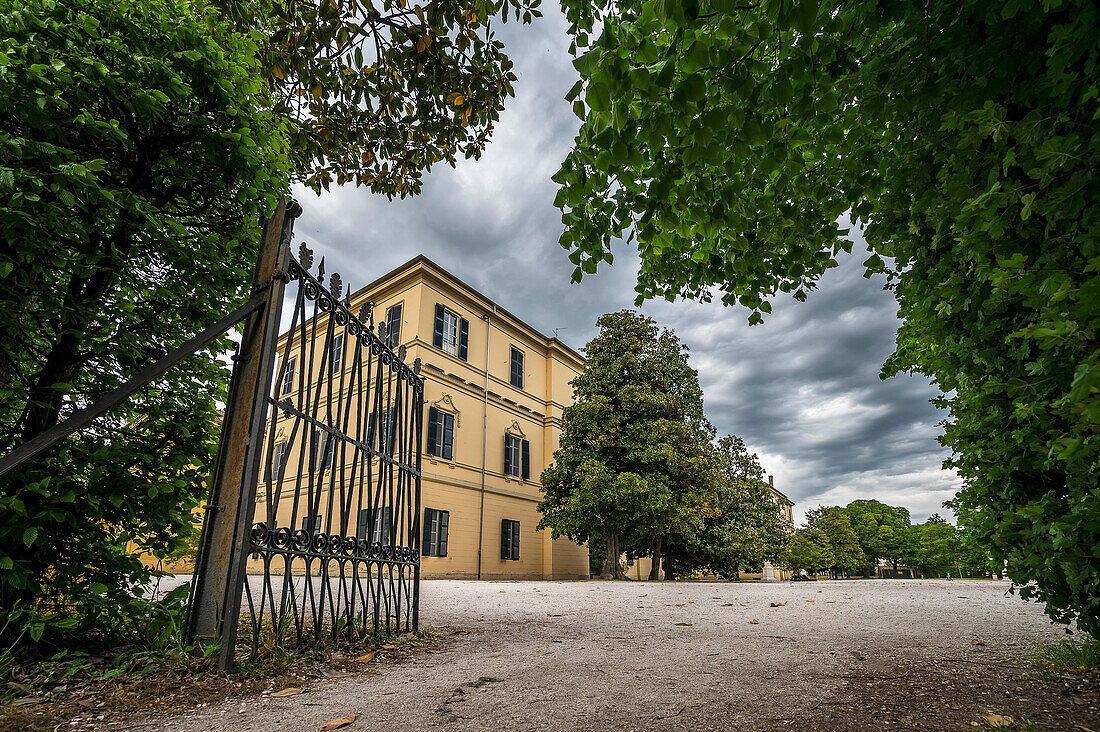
[553,327,568,338]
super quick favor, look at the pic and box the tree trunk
[648,539,662,580]
[598,533,627,579]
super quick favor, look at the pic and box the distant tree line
[782,499,991,579]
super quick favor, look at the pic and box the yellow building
[252,256,589,580]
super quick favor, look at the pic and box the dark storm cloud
[289,7,961,525]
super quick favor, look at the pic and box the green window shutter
[422,508,433,556]
[501,519,511,559]
[433,304,445,348]
[427,406,438,456]
[458,318,469,361]
[511,521,520,560]
[387,303,402,348]
[441,412,454,460]
[521,439,530,480]
[358,509,371,540]
[503,434,512,475]
[438,511,449,557]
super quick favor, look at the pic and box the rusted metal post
[184,199,301,670]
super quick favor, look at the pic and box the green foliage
[805,506,864,575]
[839,500,911,571]
[554,0,1099,634]
[1040,638,1100,672]
[538,310,713,577]
[902,521,960,577]
[663,434,790,579]
[782,528,832,575]
[220,0,540,195]
[0,0,288,650]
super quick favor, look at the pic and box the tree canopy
[839,500,911,572]
[663,434,790,579]
[220,0,540,195]
[538,310,713,579]
[553,0,1099,634]
[804,506,864,576]
[0,0,288,644]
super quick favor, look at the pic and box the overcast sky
[290,9,962,525]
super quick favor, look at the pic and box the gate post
[184,199,300,670]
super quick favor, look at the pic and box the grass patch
[0,629,437,732]
[1038,638,1100,674]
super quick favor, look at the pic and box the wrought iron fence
[238,242,424,661]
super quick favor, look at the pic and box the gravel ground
[131,579,1098,731]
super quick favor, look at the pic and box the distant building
[252,256,589,580]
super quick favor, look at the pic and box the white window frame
[505,434,522,478]
[331,333,343,375]
[282,356,295,395]
[441,310,459,356]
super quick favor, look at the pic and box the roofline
[353,255,586,364]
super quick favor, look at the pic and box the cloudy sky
[290,9,961,525]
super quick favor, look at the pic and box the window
[267,440,287,483]
[385,303,402,349]
[510,347,524,389]
[426,406,454,460]
[368,407,398,454]
[433,304,468,360]
[282,356,295,395]
[504,434,530,480]
[302,514,323,535]
[331,333,343,374]
[501,519,520,560]
[357,507,392,543]
[423,508,449,557]
[312,430,336,472]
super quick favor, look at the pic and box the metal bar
[183,199,298,669]
[0,294,268,478]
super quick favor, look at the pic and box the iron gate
[0,199,422,671]
[184,201,424,669]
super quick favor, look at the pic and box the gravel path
[136,579,1088,731]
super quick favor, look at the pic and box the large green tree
[903,520,960,578]
[805,506,864,577]
[839,500,911,573]
[553,0,1099,634]
[781,528,832,576]
[663,434,789,580]
[0,0,287,644]
[539,310,713,579]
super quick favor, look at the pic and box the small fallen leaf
[749,619,759,624]
[453,629,470,635]
[721,603,735,606]
[272,687,304,698]
[11,697,43,707]
[476,618,484,622]
[547,614,563,617]
[971,639,987,646]
[673,622,693,626]
[806,599,815,602]
[355,652,376,663]
[320,713,358,731]
[739,603,748,607]
[687,601,694,604]
[499,590,506,593]
[979,713,1014,727]
[770,602,786,607]
[381,645,396,650]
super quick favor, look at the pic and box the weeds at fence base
[0,628,437,732]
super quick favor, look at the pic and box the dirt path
[135,580,1098,731]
